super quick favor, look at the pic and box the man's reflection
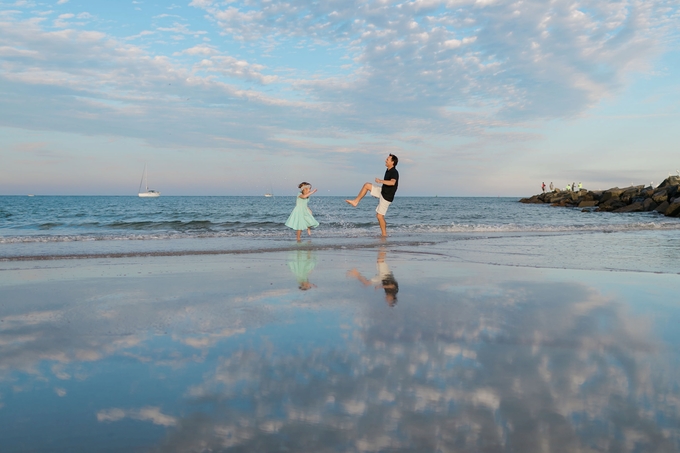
[347,248,399,306]
[287,249,317,290]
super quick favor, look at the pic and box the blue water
[1,195,680,272]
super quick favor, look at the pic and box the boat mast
[138,164,146,194]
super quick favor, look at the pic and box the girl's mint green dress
[285,196,319,231]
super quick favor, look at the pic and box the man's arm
[374,178,397,186]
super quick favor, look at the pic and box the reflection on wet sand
[288,249,317,290]
[347,248,399,306]
[151,281,680,452]
[1,253,680,452]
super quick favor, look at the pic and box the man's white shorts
[370,184,391,215]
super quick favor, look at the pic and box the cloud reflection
[150,279,680,452]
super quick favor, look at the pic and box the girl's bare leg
[296,230,302,241]
[307,228,311,236]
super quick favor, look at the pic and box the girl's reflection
[347,249,399,306]
[288,249,317,290]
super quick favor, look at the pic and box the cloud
[0,0,678,191]
[57,0,68,4]
[97,406,177,426]
[192,0,673,125]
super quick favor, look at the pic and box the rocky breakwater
[519,176,680,217]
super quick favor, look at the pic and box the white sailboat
[138,164,160,198]
[264,184,274,197]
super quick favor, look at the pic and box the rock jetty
[519,176,680,217]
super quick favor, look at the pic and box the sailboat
[264,184,274,197]
[138,164,161,198]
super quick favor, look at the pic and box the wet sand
[1,246,680,452]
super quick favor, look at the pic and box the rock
[580,191,597,202]
[596,200,626,212]
[589,191,603,200]
[620,186,644,203]
[600,188,624,203]
[658,176,680,189]
[655,201,670,213]
[652,190,668,204]
[519,195,543,204]
[640,188,654,198]
[643,198,657,212]
[614,202,644,213]
[519,176,680,217]
[665,201,680,217]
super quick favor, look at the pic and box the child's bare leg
[296,230,302,241]
[307,228,311,236]
[345,183,372,207]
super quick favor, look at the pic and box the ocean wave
[409,221,680,234]
[1,219,679,244]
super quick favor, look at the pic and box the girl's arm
[299,188,318,199]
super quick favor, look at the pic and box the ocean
[2,195,680,273]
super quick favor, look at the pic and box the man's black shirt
[381,167,399,202]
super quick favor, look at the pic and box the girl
[285,182,319,241]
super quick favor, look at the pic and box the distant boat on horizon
[138,164,160,198]
[264,185,274,197]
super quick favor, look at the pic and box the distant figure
[345,154,399,237]
[565,184,571,192]
[549,182,554,191]
[578,182,582,191]
[285,182,319,242]
[572,182,576,192]
[347,248,399,307]
[541,182,546,193]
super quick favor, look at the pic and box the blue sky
[1,0,679,196]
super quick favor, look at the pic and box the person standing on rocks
[549,182,554,191]
[578,182,583,191]
[542,182,546,193]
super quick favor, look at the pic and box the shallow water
[3,196,680,276]
[1,249,679,452]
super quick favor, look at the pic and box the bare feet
[345,199,358,207]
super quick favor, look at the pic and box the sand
[1,245,680,452]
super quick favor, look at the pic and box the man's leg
[376,213,387,237]
[345,183,372,207]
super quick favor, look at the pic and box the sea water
[1,195,679,273]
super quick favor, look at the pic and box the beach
[2,234,680,452]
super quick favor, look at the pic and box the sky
[1,0,679,196]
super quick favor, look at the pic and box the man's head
[385,154,398,168]
[382,274,399,307]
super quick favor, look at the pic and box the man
[345,154,399,237]
[541,182,546,193]
[347,248,399,307]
